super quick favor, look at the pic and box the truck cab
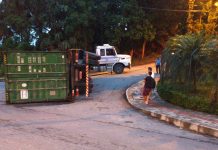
[96,44,131,74]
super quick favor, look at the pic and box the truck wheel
[113,64,124,74]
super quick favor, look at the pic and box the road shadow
[13,101,73,108]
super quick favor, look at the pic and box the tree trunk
[130,49,134,59]
[141,40,146,60]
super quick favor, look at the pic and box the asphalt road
[0,65,217,150]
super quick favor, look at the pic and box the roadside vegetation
[0,0,187,76]
[0,64,3,79]
[0,0,218,115]
[132,52,160,66]
[158,33,218,115]
[0,53,3,78]
[0,0,187,55]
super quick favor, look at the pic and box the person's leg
[158,65,160,74]
[156,65,158,74]
[143,88,147,103]
[146,90,152,104]
[157,65,159,74]
[144,96,147,103]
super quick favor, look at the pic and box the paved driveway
[0,65,217,150]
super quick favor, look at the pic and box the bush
[0,64,4,78]
[157,83,218,115]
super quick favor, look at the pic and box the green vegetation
[1,0,217,113]
[0,0,186,54]
[158,83,218,115]
[0,52,3,78]
[159,33,218,114]
[188,0,218,34]
[0,64,4,78]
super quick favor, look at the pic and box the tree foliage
[161,33,218,105]
[189,0,218,34]
[0,0,189,52]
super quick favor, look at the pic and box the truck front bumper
[127,63,131,69]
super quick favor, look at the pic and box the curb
[126,81,218,138]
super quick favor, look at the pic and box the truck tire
[113,63,124,74]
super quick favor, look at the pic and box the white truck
[94,44,131,74]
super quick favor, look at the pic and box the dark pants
[156,65,160,74]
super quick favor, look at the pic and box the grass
[157,83,218,115]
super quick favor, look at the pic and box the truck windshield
[106,48,116,56]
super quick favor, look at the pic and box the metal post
[86,52,89,97]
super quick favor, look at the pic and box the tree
[98,0,155,58]
[143,0,188,48]
[200,36,218,109]
[0,0,33,50]
[0,0,97,51]
[120,0,155,59]
[2,0,211,55]
[161,33,218,107]
[161,33,205,89]
[187,0,218,34]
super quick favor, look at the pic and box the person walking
[155,57,161,74]
[143,70,156,104]
[148,66,154,78]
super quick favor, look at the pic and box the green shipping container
[4,51,69,104]
[4,51,67,78]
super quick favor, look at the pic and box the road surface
[0,64,217,150]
